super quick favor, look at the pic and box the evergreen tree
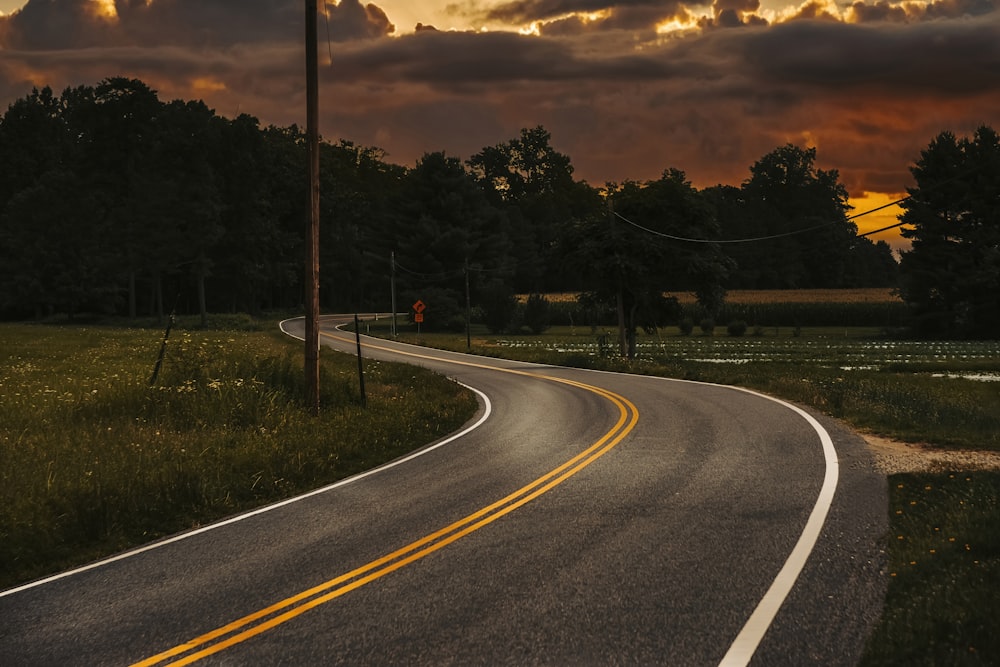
[899,126,1000,338]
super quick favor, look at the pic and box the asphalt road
[0,315,888,666]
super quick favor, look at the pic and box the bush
[478,281,518,333]
[727,320,748,337]
[523,293,551,334]
[699,318,715,336]
[678,318,694,336]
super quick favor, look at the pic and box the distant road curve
[0,315,887,666]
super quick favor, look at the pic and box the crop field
[534,288,900,304]
[492,332,1000,375]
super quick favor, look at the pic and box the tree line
[3,77,989,337]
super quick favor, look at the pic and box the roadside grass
[370,320,1000,664]
[861,472,1000,666]
[0,320,478,590]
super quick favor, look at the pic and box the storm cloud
[0,0,998,238]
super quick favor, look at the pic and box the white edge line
[0,324,492,598]
[716,384,840,666]
[292,316,841,663]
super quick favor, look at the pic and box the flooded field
[492,334,1000,380]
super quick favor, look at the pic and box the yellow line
[133,335,639,666]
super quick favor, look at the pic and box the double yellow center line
[134,336,639,666]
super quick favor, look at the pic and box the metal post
[390,251,397,338]
[465,258,471,352]
[354,313,366,408]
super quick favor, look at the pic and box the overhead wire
[612,159,991,245]
[613,193,914,244]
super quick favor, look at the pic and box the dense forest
[0,77,899,327]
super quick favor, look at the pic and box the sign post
[413,299,426,335]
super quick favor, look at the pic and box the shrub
[699,318,715,336]
[727,320,748,337]
[478,281,518,333]
[678,317,694,336]
[523,293,551,334]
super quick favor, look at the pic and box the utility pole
[304,0,321,414]
[609,197,626,357]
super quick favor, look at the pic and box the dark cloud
[0,0,998,211]
[0,0,301,49]
[850,0,997,23]
[848,1,910,23]
[739,18,1000,95]
[326,0,395,41]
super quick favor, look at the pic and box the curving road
[0,315,887,666]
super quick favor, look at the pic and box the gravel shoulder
[865,434,1000,474]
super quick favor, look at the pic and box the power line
[614,211,840,244]
[614,193,913,244]
[394,260,516,281]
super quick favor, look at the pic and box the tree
[151,99,226,327]
[64,78,165,318]
[319,140,405,313]
[468,126,600,291]
[899,126,1000,338]
[0,169,114,318]
[733,144,856,288]
[389,152,510,330]
[567,169,731,358]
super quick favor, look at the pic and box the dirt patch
[865,434,1000,474]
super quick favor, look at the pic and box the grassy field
[0,318,478,589]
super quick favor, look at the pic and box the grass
[0,319,478,589]
[861,472,1000,665]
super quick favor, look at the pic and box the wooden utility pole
[609,198,626,357]
[304,0,321,414]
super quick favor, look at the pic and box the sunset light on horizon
[1,0,997,251]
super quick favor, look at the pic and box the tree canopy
[898,126,1000,338]
[0,76,908,328]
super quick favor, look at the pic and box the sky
[1,1,998,251]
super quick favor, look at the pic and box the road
[1,315,887,666]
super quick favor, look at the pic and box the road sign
[414,313,424,323]
[413,299,426,314]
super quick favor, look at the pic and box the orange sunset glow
[0,0,997,252]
